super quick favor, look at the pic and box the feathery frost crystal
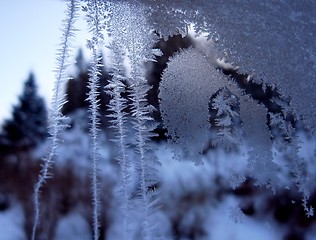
[33,0,316,239]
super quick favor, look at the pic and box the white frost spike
[87,46,102,240]
[85,0,105,239]
[32,0,79,239]
[159,48,226,163]
[106,42,131,239]
[107,2,161,239]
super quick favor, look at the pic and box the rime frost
[32,1,79,239]
[33,1,316,239]
[138,0,316,133]
[159,48,226,163]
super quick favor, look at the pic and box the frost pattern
[105,42,131,239]
[159,47,279,189]
[35,1,316,238]
[106,2,161,239]
[211,88,242,151]
[159,48,226,164]
[198,1,316,132]
[239,96,277,190]
[270,110,314,216]
[83,0,105,238]
[134,0,316,133]
[32,1,79,239]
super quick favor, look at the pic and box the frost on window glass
[30,1,316,239]
[159,48,226,163]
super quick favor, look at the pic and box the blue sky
[0,0,89,124]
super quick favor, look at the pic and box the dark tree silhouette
[0,73,48,150]
[62,50,112,129]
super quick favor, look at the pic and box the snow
[54,212,91,240]
[2,137,316,239]
[0,203,26,240]
[156,144,286,239]
[306,226,316,240]
[208,197,285,240]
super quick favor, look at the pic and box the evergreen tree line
[0,35,193,155]
[0,73,48,153]
[0,33,289,155]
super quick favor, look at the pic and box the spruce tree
[1,73,48,149]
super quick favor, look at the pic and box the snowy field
[1,123,315,239]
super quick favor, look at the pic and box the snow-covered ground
[0,202,26,240]
[1,118,315,239]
